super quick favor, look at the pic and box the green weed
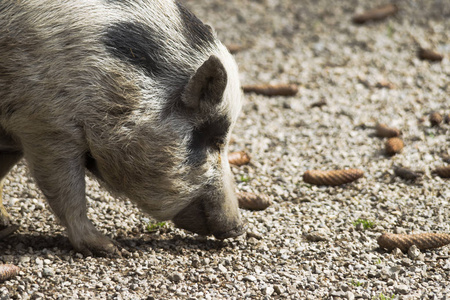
[146,221,167,232]
[240,174,250,182]
[374,293,396,300]
[353,218,375,230]
[350,279,363,287]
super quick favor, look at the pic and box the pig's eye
[211,138,225,151]
[186,116,230,165]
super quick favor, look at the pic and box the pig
[0,0,245,255]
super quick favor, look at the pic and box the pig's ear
[182,55,227,110]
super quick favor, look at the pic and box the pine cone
[0,264,20,282]
[429,112,443,126]
[310,99,327,108]
[303,169,364,186]
[418,48,444,62]
[242,84,299,97]
[352,3,398,24]
[226,44,247,54]
[433,166,450,178]
[385,137,404,156]
[228,151,251,166]
[375,80,395,89]
[237,192,271,211]
[375,123,401,138]
[393,166,423,181]
[377,232,450,252]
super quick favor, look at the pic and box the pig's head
[88,45,244,240]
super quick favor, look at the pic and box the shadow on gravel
[117,234,231,255]
[0,231,231,258]
[0,232,72,253]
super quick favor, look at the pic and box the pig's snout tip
[213,221,247,240]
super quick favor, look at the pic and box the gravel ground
[1,0,450,299]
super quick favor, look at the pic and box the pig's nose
[213,221,247,240]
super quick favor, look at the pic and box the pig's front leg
[24,142,119,256]
[0,152,23,228]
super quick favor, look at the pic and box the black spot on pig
[103,22,166,77]
[187,115,230,166]
[175,2,215,51]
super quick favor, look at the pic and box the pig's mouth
[212,222,247,240]
[172,197,245,240]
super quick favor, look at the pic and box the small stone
[274,284,285,295]
[346,291,355,300]
[42,267,54,277]
[355,222,364,231]
[19,256,31,264]
[191,258,200,268]
[218,264,227,273]
[246,231,263,240]
[401,258,412,267]
[243,275,257,282]
[331,291,347,298]
[167,285,177,292]
[305,230,330,242]
[391,248,403,258]
[264,286,274,296]
[394,284,410,295]
[169,272,184,283]
[394,227,407,234]
[408,245,424,260]
[35,258,43,266]
[17,285,25,292]
[135,268,145,276]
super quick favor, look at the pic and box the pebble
[35,258,43,266]
[391,248,404,258]
[304,230,330,242]
[19,256,31,264]
[243,275,257,282]
[408,245,424,261]
[264,286,274,296]
[42,267,54,277]
[273,285,285,295]
[218,264,227,273]
[346,291,355,300]
[169,273,184,283]
[395,284,410,295]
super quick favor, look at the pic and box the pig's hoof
[0,211,11,228]
[0,224,19,239]
[70,232,122,258]
[77,241,121,258]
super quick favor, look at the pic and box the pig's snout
[172,196,245,239]
[212,222,246,240]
